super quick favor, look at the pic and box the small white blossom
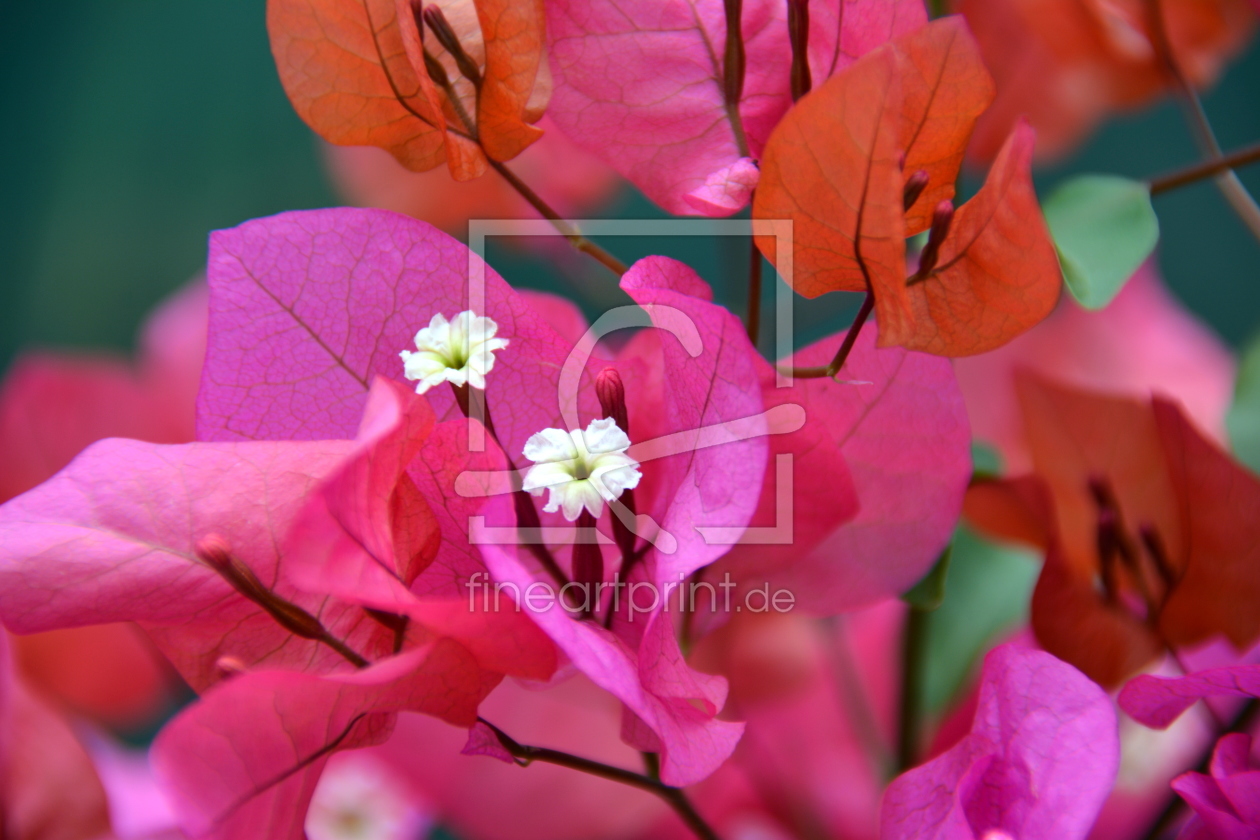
[305,755,425,840]
[399,311,508,394]
[522,418,642,521]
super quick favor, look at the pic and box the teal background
[2,0,1259,371]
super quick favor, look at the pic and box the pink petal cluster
[1173,733,1260,840]
[882,644,1120,840]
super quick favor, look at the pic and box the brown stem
[746,235,763,344]
[1149,141,1260,195]
[722,0,752,157]
[780,292,874,378]
[787,0,812,101]
[478,718,723,840]
[1145,0,1260,242]
[451,384,571,587]
[419,41,630,278]
[197,538,369,669]
[896,604,929,772]
[487,160,629,276]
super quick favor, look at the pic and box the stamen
[422,5,482,88]
[908,200,954,284]
[596,368,640,569]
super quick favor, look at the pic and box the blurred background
[2,0,1259,371]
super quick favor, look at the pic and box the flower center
[399,310,508,394]
[521,418,642,522]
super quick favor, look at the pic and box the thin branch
[746,236,763,344]
[722,0,752,157]
[1146,0,1260,242]
[487,160,629,276]
[478,718,722,840]
[419,42,630,278]
[896,605,929,772]
[779,292,874,378]
[824,616,894,779]
[1148,141,1260,195]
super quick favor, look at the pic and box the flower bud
[595,367,629,432]
[903,170,929,212]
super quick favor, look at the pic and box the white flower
[521,418,642,521]
[399,311,508,394]
[305,755,425,840]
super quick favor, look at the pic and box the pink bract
[151,648,480,840]
[198,208,588,457]
[1119,664,1260,730]
[545,0,924,215]
[717,321,971,613]
[1172,733,1260,840]
[882,644,1119,840]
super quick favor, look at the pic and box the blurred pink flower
[1173,733,1260,840]
[0,281,206,730]
[882,644,1119,840]
[0,634,113,840]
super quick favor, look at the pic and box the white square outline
[463,218,798,547]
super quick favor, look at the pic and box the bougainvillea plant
[4,0,1260,839]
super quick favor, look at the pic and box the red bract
[754,17,1061,356]
[967,377,1260,687]
[960,0,1257,162]
[0,635,113,840]
[0,376,554,838]
[0,282,207,729]
[268,0,548,179]
[881,645,1119,840]
[545,0,925,215]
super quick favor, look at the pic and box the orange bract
[895,17,995,235]
[267,0,547,179]
[967,375,1260,687]
[475,0,547,161]
[752,46,905,301]
[961,0,1257,161]
[887,124,1061,356]
[754,16,1060,357]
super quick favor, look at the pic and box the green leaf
[921,525,1039,713]
[971,440,1003,480]
[1227,332,1260,475]
[902,544,953,611]
[1042,175,1159,310]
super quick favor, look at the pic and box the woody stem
[419,45,629,278]
[478,718,722,840]
[1148,141,1260,195]
[779,292,875,379]
[488,160,630,277]
[1145,0,1260,243]
[746,234,763,344]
